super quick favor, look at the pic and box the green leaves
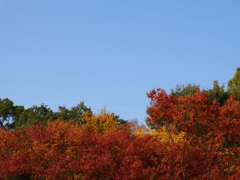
[0,98,24,128]
[15,104,54,129]
[228,67,240,100]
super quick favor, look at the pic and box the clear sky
[0,1,239,125]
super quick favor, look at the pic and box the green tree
[15,104,54,129]
[1,99,126,129]
[56,106,70,121]
[0,98,24,128]
[206,80,230,105]
[228,67,240,100]
[0,98,15,126]
[113,115,128,125]
[171,82,230,105]
[171,84,200,98]
[56,102,92,125]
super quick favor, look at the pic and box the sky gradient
[1,1,239,125]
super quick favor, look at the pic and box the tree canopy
[0,101,126,130]
[0,67,240,179]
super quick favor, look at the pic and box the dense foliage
[0,101,127,130]
[0,68,240,179]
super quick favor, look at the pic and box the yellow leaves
[133,126,149,138]
[66,173,83,180]
[130,120,185,143]
[128,120,149,138]
[218,148,238,173]
[82,108,120,134]
[133,130,147,138]
[150,126,185,143]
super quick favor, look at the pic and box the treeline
[0,68,240,179]
[1,68,240,130]
[0,100,127,130]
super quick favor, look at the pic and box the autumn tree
[146,88,240,178]
[1,67,240,179]
[128,119,149,138]
[0,120,166,179]
[1,101,239,179]
[129,119,185,143]
[82,108,121,134]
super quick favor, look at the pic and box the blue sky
[0,1,239,125]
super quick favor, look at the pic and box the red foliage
[0,89,239,179]
[146,89,240,179]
